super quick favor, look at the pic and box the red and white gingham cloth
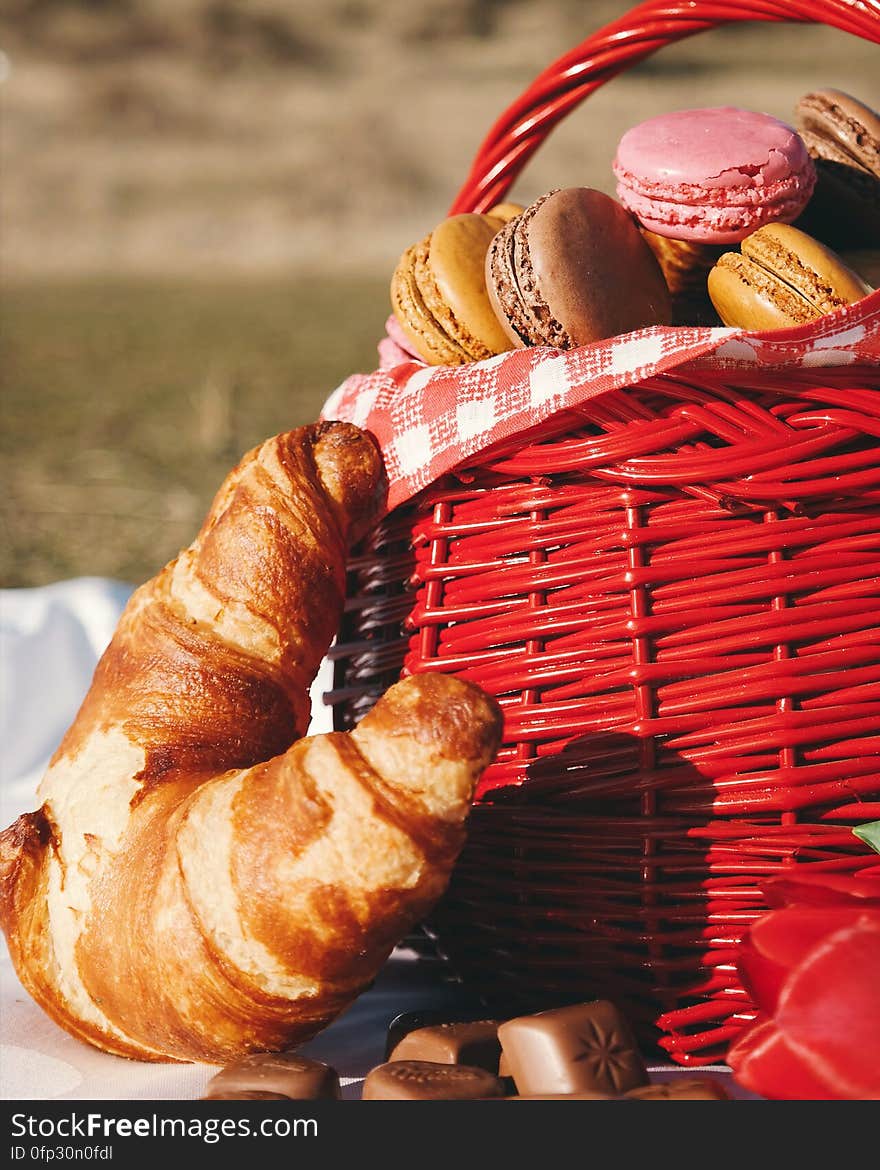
[322,290,880,513]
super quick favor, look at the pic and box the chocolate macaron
[390,209,520,366]
[485,188,672,349]
[795,89,880,248]
[707,222,871,330]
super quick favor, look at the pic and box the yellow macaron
[707,223,871,329]
[391,210,520,365]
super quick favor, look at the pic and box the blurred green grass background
[3,0,877,587]
[2,277,387,585]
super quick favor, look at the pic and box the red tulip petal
[736,939,788,1015]
[727,1018,845,1100]
[747,907,864,973]
[775,913,880,1099]
[764,872,880,909]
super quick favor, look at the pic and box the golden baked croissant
[0,421,503,1063]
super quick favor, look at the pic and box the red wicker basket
[326,0,880,1065]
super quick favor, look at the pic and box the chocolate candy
[205,1051,341,1100]
[497,999,648,1097]
[384,1006,494,1062]
[388,1020,502,1073]
[201,1090,290,1101]
[362,1060,506,1101]
[626,1077,731,1100]
[501,1091,620,1101]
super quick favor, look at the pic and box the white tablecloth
[0,580,750,1100]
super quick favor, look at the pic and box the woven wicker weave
[328,0,880,1065]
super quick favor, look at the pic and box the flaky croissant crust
[0,421,503,1063]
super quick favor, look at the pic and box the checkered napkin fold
[321,292,880,513]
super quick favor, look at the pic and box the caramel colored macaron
[640,228,724,325]
[707,223,871,330]
[390,212,516,365]
[485,187,672,349]
[485,201,526,225]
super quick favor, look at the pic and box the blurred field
[2,0,878,586]
[1,277,387,585]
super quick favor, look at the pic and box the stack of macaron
[613,99,875,329]
[389,94,878,364]
[390,187,673,365]
[794,88,880,249]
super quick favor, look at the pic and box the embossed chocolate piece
[201,1090,290,1101]
[501,1091,620,1100]
[626,1077,731,1100]
[497,1000,648,1097]
[361,1060,506,1100]
[205,1051,341,1100]
[388,1020,502,1073]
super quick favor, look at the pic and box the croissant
[0,421,503,1063]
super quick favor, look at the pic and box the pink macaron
[613,107,816,244]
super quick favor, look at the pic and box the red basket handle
[448,0,880,215]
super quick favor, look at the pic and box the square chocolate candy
[201,1090,290,1101]
[362,1061,506,1101]
[497,1000,648,1097]
[500,1091,621,1101]
[388,1020,502,1073]
[383,1006,494,1061]
[625,1077,731,1100]
[205,1051,340,1100]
